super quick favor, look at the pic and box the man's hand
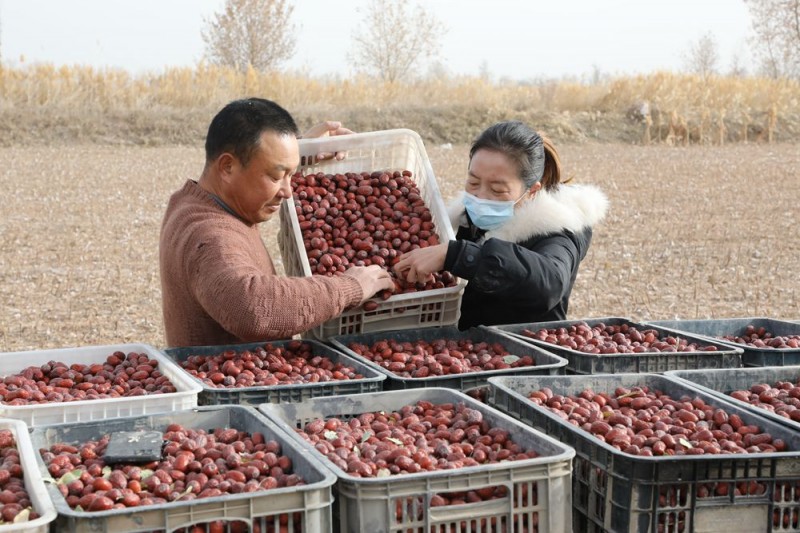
[301,121,354,161]
[393,243,448,284]
[344,265,395,304]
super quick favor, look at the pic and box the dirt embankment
[3,105,799,147]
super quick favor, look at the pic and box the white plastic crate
[0,418,56,532]
[278,129,466,339]
[259,388,574,533]
[0,343,201,426]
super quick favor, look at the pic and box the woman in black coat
[394,121,608,329]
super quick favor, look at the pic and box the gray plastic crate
[163,339,385,406]
[30,406,335,533]
[327,325,567,391]
[666,366,800,433]
[493,316,742,375]
[648,318,800,367]
[259,388,574,533]
[488,373,800,533]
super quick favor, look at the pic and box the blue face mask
[463,192,526,231]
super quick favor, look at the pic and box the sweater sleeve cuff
[338,274,364,308]
[444,239,481,280]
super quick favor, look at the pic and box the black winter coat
[443,184,608,330]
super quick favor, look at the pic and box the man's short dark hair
[205,98,300,166]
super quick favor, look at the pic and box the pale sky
[0,0,754,80]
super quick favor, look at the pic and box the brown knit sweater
[159,180,362,347]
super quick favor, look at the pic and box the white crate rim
[0,343,201,425]
[0,418,57,532]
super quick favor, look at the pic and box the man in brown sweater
[160,98,394,347]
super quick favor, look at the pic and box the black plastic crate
[488,373,800,533]
[649,318,800,367]
[259,388,574,533]
[164,339,385,405]
[327,325,567,391]
[667,366,800,433]
[30,406,335,533]
[492,317,742,375]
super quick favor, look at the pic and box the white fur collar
[447,184,609,243]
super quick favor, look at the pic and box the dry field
[0,142,798,352]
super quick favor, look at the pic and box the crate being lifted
[278,129,466,339]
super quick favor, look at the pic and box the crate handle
[427,490,512,524]
[166,519,252,533]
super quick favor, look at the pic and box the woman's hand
[393,243,448,284]
[301,121,354,161]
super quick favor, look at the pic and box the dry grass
[1,142,798,353]
[2,65,799,146]
[3,64,796,114]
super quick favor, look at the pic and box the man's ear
[216,153,237,184]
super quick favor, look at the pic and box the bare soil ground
[1,142,798,352]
